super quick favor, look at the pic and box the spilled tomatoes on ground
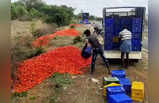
[13,46,92,93]
[32,29,80,48]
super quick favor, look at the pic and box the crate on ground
[108,93,133,103]
[107,86,125,100]
[103,77,120,85]
[112,70,126,78]
[119,78,131,95]
[103,83,120,96]
[131,81,144,102]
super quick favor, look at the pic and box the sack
[97,35,104,45]
[81,44,92,59]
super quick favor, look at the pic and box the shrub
[11,35,45,83]
[29,8,42,18]
[70,25,75,29]
[32,29,44,38]
[11,3,29,20]
[31,21,57,38]
[73,36,82,44]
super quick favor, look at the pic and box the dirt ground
[11,20,149,103]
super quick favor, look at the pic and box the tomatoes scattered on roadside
[32,29,80,47]
[13,46,92,93]
[69,24,82,27]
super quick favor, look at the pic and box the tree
[19,0,45,11]
[11,3,28,20]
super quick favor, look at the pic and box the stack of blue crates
[131,17,142,51]
[111,70,131,95]
[104,16,143,52]
[106,70,133,103]
[119,78,132,95]
[132,18,142,33]
[105,18,114,33]
[131,39,142,51]
[104,18,114,50]
[108,94,133,103]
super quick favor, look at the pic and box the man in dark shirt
[83,29,110,74]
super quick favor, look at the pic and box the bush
[11,35,46,82]
[18,15,32,21]
[70,25,75,29]
[32,29,44,38]
[11,3,29,20]
[11,1,75,26]
[40,5,74,26]
[31,21,57,38]
[73,36,82,44]
[29,8,42,18]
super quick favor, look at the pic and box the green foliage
[70,25,75,29]
[41,5,74,26]
[29,8,42,18]
[11,0,75,26]
[12,92,28,98]
[26,47,45,58]
[11,35,45,62]
[30,22,36,34]
[11,3,28,20]
[50,73,73,87]
[89,15,96,20]
[32,29,44,38]
[29,96,36,100]
[73,36,82,44]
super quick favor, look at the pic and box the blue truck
[80,13,91,24]
[103,7,146,60]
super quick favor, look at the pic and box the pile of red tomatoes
[14,46,92,93]
[32,29,80,48]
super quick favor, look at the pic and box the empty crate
[103,83,120,96]
[131,81,144,102]
[119,78,131,95]
[107,86,125,100]
[112,70,126,78]
[108,93,133,103]
[103,77,120,85]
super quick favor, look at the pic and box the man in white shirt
[119,26,132,68]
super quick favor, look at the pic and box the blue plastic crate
[132,18,142,24]
[105,18,114,33]
[132,24,142,33]
[104,34,113,50]
[131,39,142,51]
[132,18,142,33]
[108,93,133,103]
[132,33,142,39]
[107,86,125,95]
[112,70,126,78]
[119,78,131,95]
[107,86,126,100]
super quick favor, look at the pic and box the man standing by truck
[83,29,110,74]
[119,26,132,68]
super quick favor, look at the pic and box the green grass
[50,73,74,87]
[29,96,36,101]
[12,92,28,98]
